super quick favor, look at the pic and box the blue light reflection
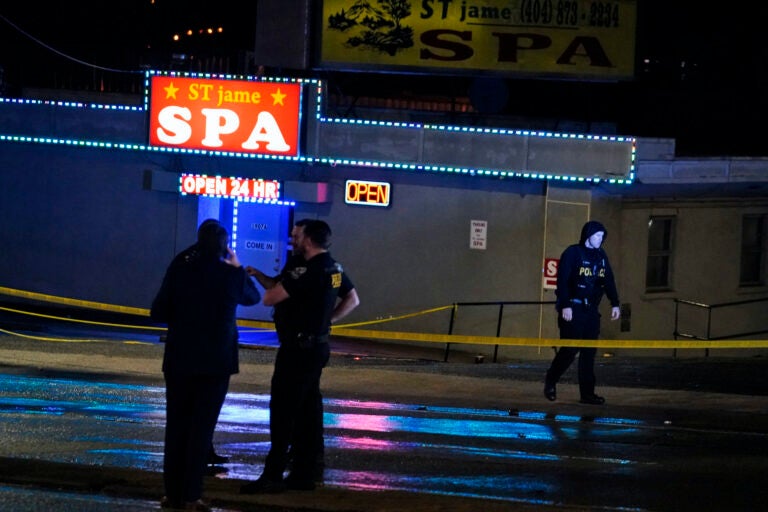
[0,372,648,507]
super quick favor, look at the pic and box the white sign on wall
[470,220,487,250]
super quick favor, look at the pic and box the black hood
[579,221,607,246]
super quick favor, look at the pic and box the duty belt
[296,333,329,348]
[571,298,590,306]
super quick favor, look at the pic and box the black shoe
[240,476,287,494]
[544,382,557,401]
[207,451,229,465]
[285,473,316,491]
[580,394,605,405]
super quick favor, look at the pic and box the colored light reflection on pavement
[337,470,561,503]
[0,372,655,507]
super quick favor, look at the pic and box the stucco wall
[2,95,768,353]
[619,199,768,352]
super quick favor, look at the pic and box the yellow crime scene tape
[2,286,768,349]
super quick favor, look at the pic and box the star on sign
[271,88,287,106]
[164,82,179,100]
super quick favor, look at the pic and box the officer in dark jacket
[544,220,620,405]
[246,219,359,484]
[151,220,261,510]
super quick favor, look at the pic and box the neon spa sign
[180,173,281,201]
[149,75,301,157]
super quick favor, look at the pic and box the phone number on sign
[180,174,280,200]
[518,0,623,28]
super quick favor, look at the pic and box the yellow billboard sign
[320,0,636,80]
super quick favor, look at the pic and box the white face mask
[585,231,604,249]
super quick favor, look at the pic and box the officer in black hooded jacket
[544,220,620,405]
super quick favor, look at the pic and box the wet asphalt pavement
[0,327,767,511]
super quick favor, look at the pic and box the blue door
[233,200,291,321]
[198,198,291,321]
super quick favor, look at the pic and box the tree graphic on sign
[327,0,414,56]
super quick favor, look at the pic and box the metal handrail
[446,300,556,362]
[676,297,768,309]
[673,296,768,356]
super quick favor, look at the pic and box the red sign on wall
[543,258,559,289]
[179,173,281,201]
[149,75,301,157]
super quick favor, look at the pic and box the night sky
[1,2,767,156]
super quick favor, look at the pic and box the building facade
[1,74,767,359]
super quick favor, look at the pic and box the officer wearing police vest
[544,220,620,405]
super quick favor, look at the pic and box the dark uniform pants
[263,340,331,481]
[547,305,601,397]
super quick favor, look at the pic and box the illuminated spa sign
[149,75,301,156]
[180,173,281,201]
[320,0,637,80]
[345,179,391,207]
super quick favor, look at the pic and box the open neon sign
[345,179,391,207]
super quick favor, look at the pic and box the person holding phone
[166,218,235,467]
[151,220,261,510]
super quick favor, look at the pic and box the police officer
[246,219,359,484]
[544,220,620,405]
[241,219,358,493]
